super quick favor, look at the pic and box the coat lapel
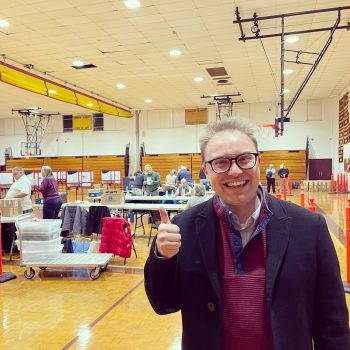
[196,199,221,299]
[265,196,292,303]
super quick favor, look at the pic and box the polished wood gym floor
[1,190,350,349]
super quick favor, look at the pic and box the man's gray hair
[12,166,24,174]
[194,184,205,196]
[199,117,258,162]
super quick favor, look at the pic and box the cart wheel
[39,267,47,270]
[24,268,35,279]
[89,267,101,280]
[100,264,108,271]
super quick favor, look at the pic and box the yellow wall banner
[73,115,92,130]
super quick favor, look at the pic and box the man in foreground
[144,117,349,350]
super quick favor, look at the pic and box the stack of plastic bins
[17,219,63,263]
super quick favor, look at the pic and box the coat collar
[194,194,292,302]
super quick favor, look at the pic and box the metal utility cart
[15,214,113,280]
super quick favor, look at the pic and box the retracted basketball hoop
[12,108,59,157]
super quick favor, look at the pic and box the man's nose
[227,160,243,175]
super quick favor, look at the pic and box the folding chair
[148,210,161,246]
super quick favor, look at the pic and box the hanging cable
[259,38,279,92]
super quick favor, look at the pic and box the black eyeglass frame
[204,152,260,173]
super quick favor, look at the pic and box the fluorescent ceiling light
[169,49,182,57]
[72,60,84,67]
[194,76,204,82]
[124,0,141,9]
[283,88,290,94]
[48,89,56,94]
[285,36,299,44]
[283,68,294,75]
[116,83,126,89]
[145,98,152,104]
[0,19,10,28]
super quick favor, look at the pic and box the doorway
[308,159,332,180]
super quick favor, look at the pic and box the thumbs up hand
[156,206,181,259]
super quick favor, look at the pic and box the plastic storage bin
[16,237,63,252]
[18,219,62,241]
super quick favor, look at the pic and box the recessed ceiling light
[285,36,299,44]
[87,103,94,107]
[72,60,84,67]
[169,49,182,57]
[48,89,56,94]
[145,98,152,104]
[116,83,126,89]
[0,19,10,28]
[194,76,204,82]
[124,0,141,9]
[283,88,290,94]
[283,68,294,75]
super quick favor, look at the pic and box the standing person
[34,166,62,219]
[199,167,211,190]
[278,163,289,178]
[143,164,161,196]
[5,167,32,213]
[177,165,193,187]
[133,170,144,195]
[144,117,349,350]
[265,163,276,193]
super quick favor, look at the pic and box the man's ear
[203,164,209,177]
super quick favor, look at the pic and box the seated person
[175,178,192,197]
[164,169,177,194]
[186,184,211,209]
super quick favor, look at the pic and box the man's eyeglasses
[205,152,259,174]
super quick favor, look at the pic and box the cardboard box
[32,205,43,219]
[0,198,23,217]
[101,193,123,205]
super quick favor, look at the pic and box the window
[93,113,104,131]
[63,115,73,132]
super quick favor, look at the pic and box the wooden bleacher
[259,150,306,186]
[142,150,306,188]
[142,154,192,185]
[6,155,125,192]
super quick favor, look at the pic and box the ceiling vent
[206,67,228,77]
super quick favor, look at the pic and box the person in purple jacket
[34,165,62,219]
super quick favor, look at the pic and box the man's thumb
[159,206,171,224]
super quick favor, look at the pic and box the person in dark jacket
[133,170,144,195]
[177,166,193,187]
[144,117,349,350]
[34,165,62,219]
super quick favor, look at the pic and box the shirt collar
[215,184,271,230]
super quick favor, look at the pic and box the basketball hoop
[259,123,276,129]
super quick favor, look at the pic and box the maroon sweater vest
[214,198,273,350]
